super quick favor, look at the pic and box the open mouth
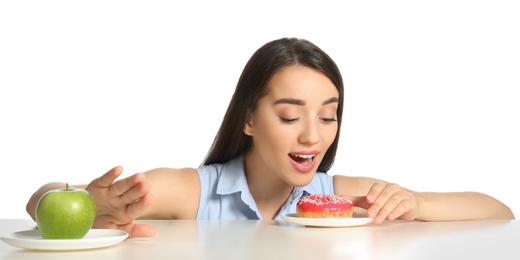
[289,154,315,165]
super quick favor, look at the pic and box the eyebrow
[274,97,339,106]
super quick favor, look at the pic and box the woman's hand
[343,182,419,224]
[85,166,156,238]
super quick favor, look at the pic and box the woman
[26,38,515,238]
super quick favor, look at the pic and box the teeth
[292,154,315,164]
[294,154,315,159]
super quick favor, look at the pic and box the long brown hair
[203,37,344,173]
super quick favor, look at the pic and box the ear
[243,113,254,136]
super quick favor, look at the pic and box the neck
[244,152,294,219]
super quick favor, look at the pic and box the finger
[92,215,156,238]
[93,166,124,188]
[366,182,386,203]
[372,193,407,223]
[120,181,151,205]
[388,198,416,220]
[110,172,146,196]
[366,183,400,220]
[124,223,157,238]
[126,193,154,220]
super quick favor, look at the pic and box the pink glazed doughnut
[296,194,354,218]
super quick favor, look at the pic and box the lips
[289,153,317,173]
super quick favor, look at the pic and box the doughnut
[296,194,354,218]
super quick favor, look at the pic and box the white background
[1,1,519,219]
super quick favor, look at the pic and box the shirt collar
[216,155,249,195]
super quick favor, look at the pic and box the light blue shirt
[196,155,335,220]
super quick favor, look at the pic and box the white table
[1,218,518,259]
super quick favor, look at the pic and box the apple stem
[66,183,69,191]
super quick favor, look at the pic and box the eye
[279,117,299,123]
[320,117,337,123]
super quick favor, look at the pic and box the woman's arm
[334,175,514,223]
[26,166,200,238]
[413,191,514,221]
[138,167,200,220]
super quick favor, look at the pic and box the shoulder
[197,162,226,176]
[197,157,245,181]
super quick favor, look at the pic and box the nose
[298,119,320,145]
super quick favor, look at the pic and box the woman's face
[244,65,339,187]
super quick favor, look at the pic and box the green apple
[36,184,96,239]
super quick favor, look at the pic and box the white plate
[281,213,373,227]
[1,229,128,251]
